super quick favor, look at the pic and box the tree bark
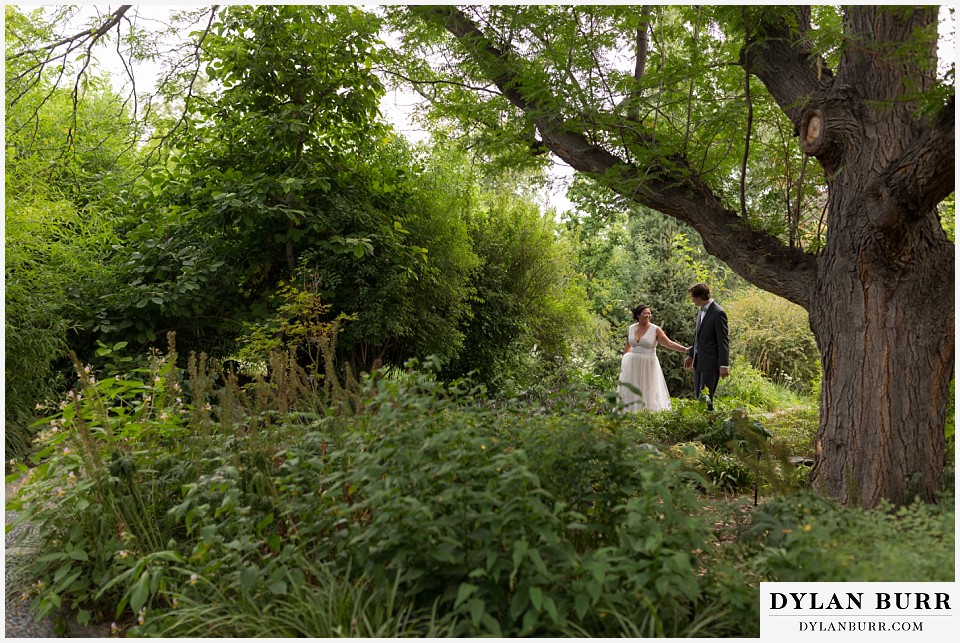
[758,6,955,505]
[810,197,953,505]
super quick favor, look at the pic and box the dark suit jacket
[686,301,729,371]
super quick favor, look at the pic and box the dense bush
[736,492,955,582]
[442,185,591,388]
[5,131,124,460]
[5,12,139,458]
[7,346,949,638]
[720,356,805,412]
[9,353,733,637]
[725,289,821,393]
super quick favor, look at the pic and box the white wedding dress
[617,323,673,412]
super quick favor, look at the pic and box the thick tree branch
[625,6,653,121]
[416,5,817,308]
[633,7,652,85]
[741,5,829,133]
[866,96,955,233]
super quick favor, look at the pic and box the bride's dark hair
[631,304,650,321]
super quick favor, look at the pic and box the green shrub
[764,406,819,459]
[10,353,756,637]
[4,188,117,460]
[311,379,715,636]
[721,356,804,413]
[5,342,319,626]
[6,351,194,625]
[737,492,955,582]
[726,289,820,393]
[136,558,450,637]
[623,398,714,445]
[696,450,755,493]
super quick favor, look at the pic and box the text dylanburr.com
[761,582,956,640]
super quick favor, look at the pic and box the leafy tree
[440,157,591,386]
[391,5,954,507]
[86,5,397,358]
[5,7,140,457]
[85,6,479,373]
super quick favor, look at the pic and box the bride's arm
[656,327,688,353]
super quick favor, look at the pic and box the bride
[617,304,689,412]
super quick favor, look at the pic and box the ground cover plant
[7,342,954,637]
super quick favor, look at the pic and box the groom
[683,283,729,411]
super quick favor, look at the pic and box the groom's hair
[688,283,711,299]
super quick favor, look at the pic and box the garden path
[5,475,111,637]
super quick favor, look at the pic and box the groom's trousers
[694,367,720,411]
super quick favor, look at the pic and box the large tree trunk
[793,7,955,505]
[810,206,953,505]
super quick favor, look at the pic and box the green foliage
[139,560,451,637]
[234,271,352,379]
[763,407,819,460]
[726,288,821,392]
[8,343,951,637]
[6,350,193,624]
[10,353,740,637]
[5,130,121,461]
[311,378,715,636]
[696,449,756,494]
[443,175,592,387]
[5,7,147,458]
[721,357,805,413]
[737,492,955,582]
[938,192,955,242]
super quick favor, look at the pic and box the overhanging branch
[414,4,818,308]
[741,5,829,133]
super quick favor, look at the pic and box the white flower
[189,573,198,585]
